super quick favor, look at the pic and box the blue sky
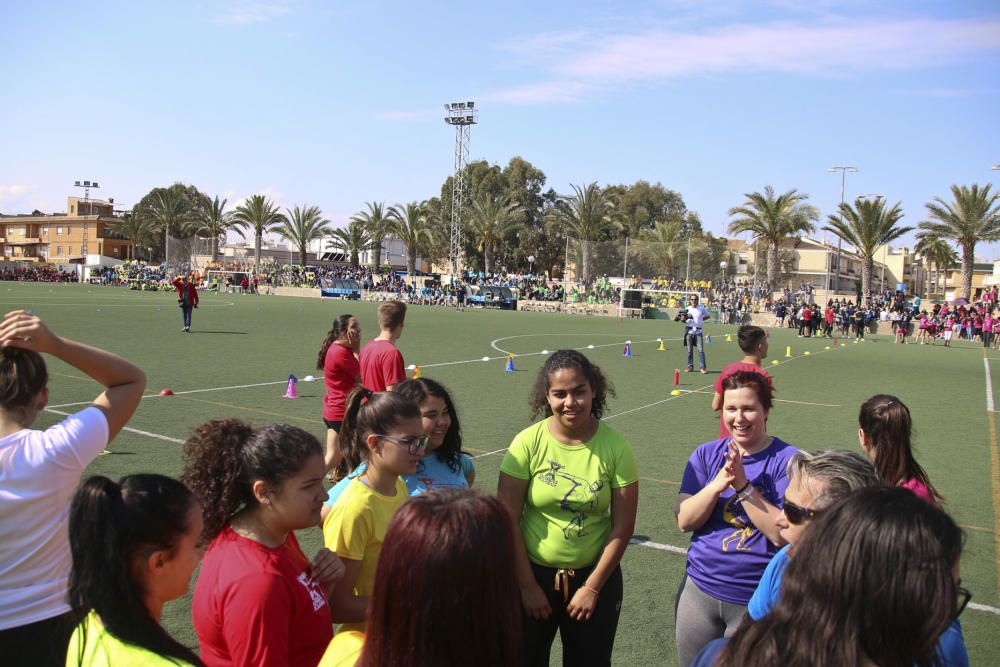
[2,1,998,255]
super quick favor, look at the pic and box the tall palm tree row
[388,201,434,275]
[231,195,286,266]
[350,202,391,270]
[328,219,376,268]
[107,211,159,261]
[547,182,621,284]
[919,184,1000,300]
[191,196,245,263]
[136,188,198,262]
[823,197,912,299]
[465,194,523,275]
[727,186,818,288]
[275,205,330,266]
[914,232,958,299]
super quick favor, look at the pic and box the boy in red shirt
[711,325,773,438]
[359,301,406,392]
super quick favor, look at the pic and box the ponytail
[316,314,354,370]
[339,386,420,471]
[68,475,202,666]
[0,347,47,421]
[181,419,323,544]
[858,394,942,503]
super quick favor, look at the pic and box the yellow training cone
[772,359,780,365]
[785,346,792,357]
[670,389,682,396]
[824,346,831,350]
[657,338,666,351]
[412,365,422,378]
[726,333,732,342]
[804,351,811,356]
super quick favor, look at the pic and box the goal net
[618,288,705,319]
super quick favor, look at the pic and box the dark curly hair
[395,377,465,474]
[180,420,323,544]
[316,314,355,370]
[528,349,615,420]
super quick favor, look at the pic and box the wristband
[581,584,600,597]
[736,483,755,503]
[733,481,750,495]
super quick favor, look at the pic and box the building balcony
[7,238,41,245]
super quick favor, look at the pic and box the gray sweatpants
[674,575,747,667]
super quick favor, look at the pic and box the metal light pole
[444,101,477,277]
[73,180,99,283]
[827,166,858,294]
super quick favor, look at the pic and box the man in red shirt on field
[171,274,199,332]
[711,325,773,438]
[359,301,406,392]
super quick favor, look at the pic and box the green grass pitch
[10,282,999,664]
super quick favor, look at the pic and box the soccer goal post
[618,288,704,319]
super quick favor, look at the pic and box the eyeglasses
[955,585,972,619]
[374,434,429,455]
[781,497,822,525]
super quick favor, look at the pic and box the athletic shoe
[700,368,708,374]
[685,367,694,372]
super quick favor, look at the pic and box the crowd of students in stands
[0,304,974,666]
[0,266,76,282]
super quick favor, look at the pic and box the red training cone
[159,388,174,396]
[283,377,298,399]
[673,369,680,386]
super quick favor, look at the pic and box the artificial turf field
[12,281,1000,665]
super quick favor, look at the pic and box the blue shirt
[326,452,472,506]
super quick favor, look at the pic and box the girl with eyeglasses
[322,387,424,633]
[674,371,798,667]
[182,421,345,667]
[696,487,967,667]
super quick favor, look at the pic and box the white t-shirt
[685,304,709,331]
[0,407,109,629]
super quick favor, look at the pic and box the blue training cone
[623,342,632,357]
[706,335,712,344]
[504,355,515,372]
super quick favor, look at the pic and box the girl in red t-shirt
[316,315,362,478]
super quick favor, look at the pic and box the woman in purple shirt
[673,371,797,667]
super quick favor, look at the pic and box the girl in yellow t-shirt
[498,350,639,667]
[323,388,425,632]
[65,474,204,667]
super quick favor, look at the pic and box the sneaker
[685,367,694,372]
[700,368,708,374]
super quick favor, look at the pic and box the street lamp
[826,166,858,294]
[527,255,535,276]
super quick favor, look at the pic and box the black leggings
[522,562,624,667]
[0,612,75,667]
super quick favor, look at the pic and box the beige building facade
[0,197,132,263]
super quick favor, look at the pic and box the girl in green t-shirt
[498,350,639,667]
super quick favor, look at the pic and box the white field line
[986,357,996,413]
[0,302,235,308]
[44,408,184,444]
[47,380,289,409]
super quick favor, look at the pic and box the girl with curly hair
[181,421,345,667]
[497,349,638,667]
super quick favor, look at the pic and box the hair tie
[362,388,374,400]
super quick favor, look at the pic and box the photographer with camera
[677,294,710,373]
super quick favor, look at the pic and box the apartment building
[0,196,132,263]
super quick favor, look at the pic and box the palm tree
[914,233,958,299]
[465,194,523,274]
[275,205,330,266]
[727,186,818,288]
[636,218,686,277]
[231,195,286,266]
[919,184,1000,300]
[107,211,158,261]
[388,201,433,275]
[328,219,376,268]
[191,196,244,263]
[823,197,911,301]
[136,188,194,263]
[548,182,621,283]
[350,202,391,270]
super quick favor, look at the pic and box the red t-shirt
[192,525,333,667]
[714,362,773,438]
[358,339,405,392]
[323,343,360,421]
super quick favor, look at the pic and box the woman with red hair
[319,488,521,667]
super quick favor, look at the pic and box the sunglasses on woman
[375,434,429,455]
[781,497,821,525]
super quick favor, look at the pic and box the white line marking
[986,356,995,413]
[472,447,508,459]
[969,602,1000,615]
[489,334,675,356]
[47,380,289,409]
[44,408,184,443]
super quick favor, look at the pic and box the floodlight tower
[73,179,99,283]
[826,166,858,293]
[444,101,477,276]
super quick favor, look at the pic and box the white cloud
[0,184,28,204]
[487,18,1000,105]
[214,1,291,25]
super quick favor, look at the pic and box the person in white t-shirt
[0,310,146,667]
[677,294,711,373]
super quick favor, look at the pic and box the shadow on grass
[190,331,249,335]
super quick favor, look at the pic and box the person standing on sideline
[171,275,199,332]
[677,294,710,373]
[317,315,362,478]
[359,301,406,392]
[711,326,772,438]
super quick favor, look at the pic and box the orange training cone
[283,377,298,399]
[412,365,422,379]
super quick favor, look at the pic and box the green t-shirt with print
[500,418,638,569]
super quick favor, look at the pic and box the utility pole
[73,180,99,283]
[826,166,858,294]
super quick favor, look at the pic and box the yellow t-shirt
[500,419,638,569]
[322,476,408,633]
[65,610,196,666]
[317,630,365,667]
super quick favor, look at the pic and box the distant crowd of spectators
[0,265,75,282]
